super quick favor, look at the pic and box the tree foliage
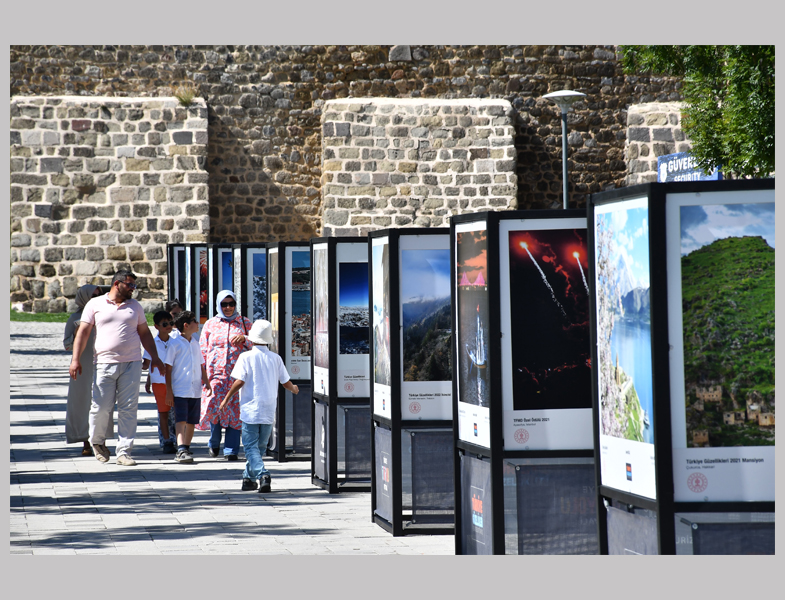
[619,45,774,178]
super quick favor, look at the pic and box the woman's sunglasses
[159,321,174,327]
[220,301,236,308]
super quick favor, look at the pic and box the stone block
[126,158,150,171]
[19,249,40,262]
[106,246,127,260]
[86,247,104,261]
[64,247,85,260]
[389,45,412,61]
[73,261,99,276]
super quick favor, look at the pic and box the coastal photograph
[680,202,775,447]
[508,228,592,410]
[401,249,452,382]
[290,250,311,358]
[339,262,370,355]
[269,251,279,354]
[251,251,267,321]
[313,247,329,369]
[594,201,653,444]
[456,229,490,408]
[372,243,391,386]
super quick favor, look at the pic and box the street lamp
[543,90,586,209]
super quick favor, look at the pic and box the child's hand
[145,380,151,394]
[165,389,174,407]
[204,381,212,397]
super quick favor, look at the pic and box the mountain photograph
[680,202,775,447]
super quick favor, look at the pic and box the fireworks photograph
[456,229,490,408]
[220,250,233,292]
[508,229,591,410]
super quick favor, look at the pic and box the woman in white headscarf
[63,284,109,455]
[197,290,253,460]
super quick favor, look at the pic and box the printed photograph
[680,202,775,447]
[401,249,452,382]
[233,250,242,307]
[251,251,267,321]
[220,250,233,292]
[372,243,391,386]
[270,251,279,354]
[313,247,329,369]
[198,248,208,323]
[508,229,591,410]
[456,229,490,407]
[595,203,653,444]
[339,262,369,355]
[291,251,311,358]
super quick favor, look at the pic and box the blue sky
[605,204,650,289]
[252,252,266,276]
[339,262,369,307]
[291,250,310,269]
[400,249,451,303]
[681,202,775,255]
[221,251,233,290]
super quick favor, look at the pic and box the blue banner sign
[657,152,722,182]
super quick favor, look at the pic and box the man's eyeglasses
[220,301,236,308]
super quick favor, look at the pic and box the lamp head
[543,90,586,114]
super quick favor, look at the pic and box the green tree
[619,45,774,178]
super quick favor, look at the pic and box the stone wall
[10,96,209,312]
[321,98,516,236]
[625,102,690,186]
[10,45,683,236]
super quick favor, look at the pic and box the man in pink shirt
[69,270,165,466]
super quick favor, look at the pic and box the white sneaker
[116,454,136,466]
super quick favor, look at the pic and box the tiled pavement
[9,322,455,555]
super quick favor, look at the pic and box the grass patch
[11,309,155,326]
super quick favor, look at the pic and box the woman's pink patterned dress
[197,315,253,431]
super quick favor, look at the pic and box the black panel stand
[587,180,775,555]
[310,237,372,493]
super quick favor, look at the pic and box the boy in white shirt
[165,311,211,464]
[143,310,177,454]
[219,320,298,492]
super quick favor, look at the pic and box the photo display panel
[184,248,193,312]
[593,197,656,499]
[666,189,775,502]
[197,246,208,324]
[312,243,329,396]
[337,242,370,397]
[173,246,187,307]
[206,246,214,320]
[499,218,593,450]
[286,247,311,378]
[218,248,233,293]
[400,235,452,420]
[269,248,280,355]
[246,248,267,322]
[372,237,391,418]
[233,248,242,312]
[455,222,491,448]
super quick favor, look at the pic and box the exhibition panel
[310,237,371,493]
[266,242,312,462]
[451,210,595,555]
[587,179,775,555]
[369,228,455,536]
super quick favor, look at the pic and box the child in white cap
[218,319,299,492]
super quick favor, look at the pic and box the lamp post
[543,90,586,209]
